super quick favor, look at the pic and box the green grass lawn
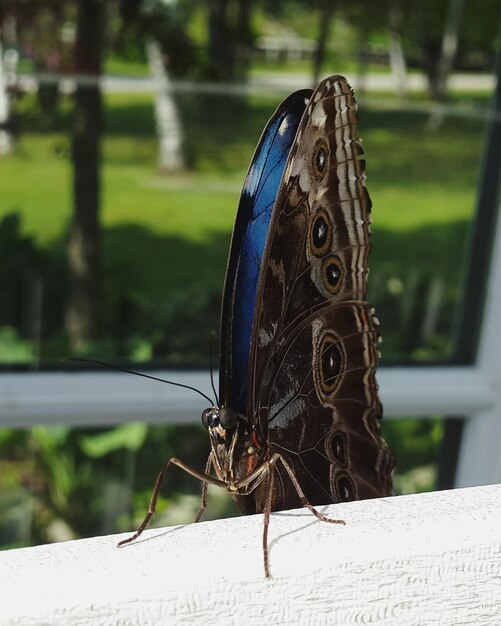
[5,91,482,246]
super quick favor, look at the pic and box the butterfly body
[119,75,393,576]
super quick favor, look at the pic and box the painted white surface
[1,484,500,625]
[456,181,501,489]
[2,364,499,491]
[0,370,213,427]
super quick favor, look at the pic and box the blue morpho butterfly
[118,75,394,577]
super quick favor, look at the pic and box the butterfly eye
[219,407,237,430]
[201,408,217,429]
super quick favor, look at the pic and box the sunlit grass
[374,184,475,232]
[0,88,486,364]
[1,134,72,245]
[102,166,239,242]
[2,89,484,248]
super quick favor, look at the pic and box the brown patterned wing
[247,75,393,511]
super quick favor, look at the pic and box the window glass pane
[1,86,488,365]
[1,2,499,549]
[367,102,485,363]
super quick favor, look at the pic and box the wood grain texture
[1,484,501,625]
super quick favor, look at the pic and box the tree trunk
[235,0,253,80]
[35,6,62,129]
[0,39,12,155]
[0,14,17,155]
[65,0,104,349]
[421,0,465,103]
[387,0,407,97]
[434,0,465,100]
[312,1,335,86]
[207,0,233,81]
[146,39,184,172]
[426,0,465,129]
[206,0,254,82]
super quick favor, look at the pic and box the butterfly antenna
[65,358,214,405]
[209,332,220,406]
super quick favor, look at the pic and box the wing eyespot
[335,472,357,501]
[326,430,348,467]
[318,333,345,394]
[312,140,329,176]
[309,209,332,257]
[321,255,344,294]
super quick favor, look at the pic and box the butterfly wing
[247,76,393,511]
[219,89,312,415]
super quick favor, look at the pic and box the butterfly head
[201,405,238,435]
[201,405,263,486]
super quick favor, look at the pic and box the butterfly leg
[235,453,344,576]
[117,456,226,548]
[262,468,275,578]
[231,454,281,577]
[194,453,214,523]
[275,453,346,526]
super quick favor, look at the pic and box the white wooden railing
[0,365,493,425]
[1,483,500,625]
[1,358,500,488]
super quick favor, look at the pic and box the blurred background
[0,0,500,549]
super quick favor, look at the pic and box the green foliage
[383,417,444,494]
[31,426,75,512]
[0,327,34,363]
[79,424,148,458]
[0,423,211,547]
[115,0,200,77]
[404,0,501,56]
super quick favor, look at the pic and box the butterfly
[118,75,394,577]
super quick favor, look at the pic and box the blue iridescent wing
[219,89,311,414]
